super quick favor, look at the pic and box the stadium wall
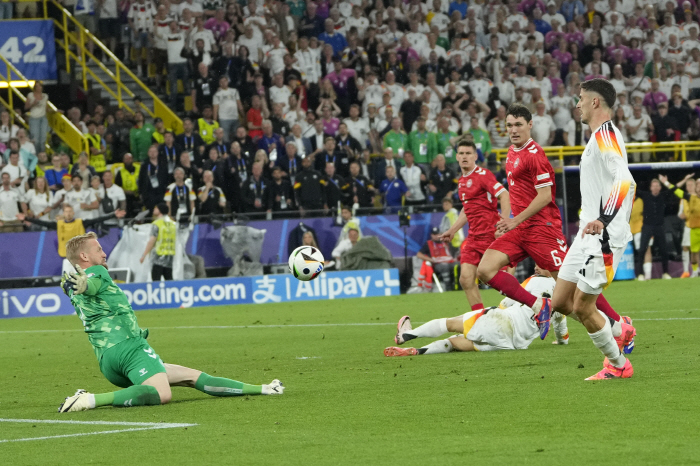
[1,213,445,278]
[0,269,401,319]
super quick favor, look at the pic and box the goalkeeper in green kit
[58,232,284,413]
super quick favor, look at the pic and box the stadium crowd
[1,0,700,259]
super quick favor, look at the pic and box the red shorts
[488,224,568,271]
[460,235,494,266]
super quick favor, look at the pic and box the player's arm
[659,174,692,201]
[439,208,467,242]
[497,186,551,232]
[497,189,511,220]
[584,129,635,236]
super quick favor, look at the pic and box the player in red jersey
[440,140,510,313]
[476,104,624,340]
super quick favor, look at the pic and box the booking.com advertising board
[0,269,401,319]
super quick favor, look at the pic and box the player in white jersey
[384,270,569,356]
[552,79,636,380]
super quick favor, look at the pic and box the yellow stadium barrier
[0,53,89,155]
[493,141,700,164]
[12,0,183,134]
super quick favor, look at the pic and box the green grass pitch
[1,279,700,465]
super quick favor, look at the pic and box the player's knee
[476,265,494,283]
[158,387,172,405]
[459,272,473,289]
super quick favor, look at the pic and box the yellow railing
[35,0,182,134]
[493,141,700,165]
[0,54,88,155]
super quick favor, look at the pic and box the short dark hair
[457,139,477,152]
[72,174,83,181]
[506,103,532,123]
[580,78,617,109]
[156,202,169,216]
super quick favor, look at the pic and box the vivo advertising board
[0,269,401,319]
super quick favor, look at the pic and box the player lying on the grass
[473,103,632,352]
[551,79,636,380]
[384,269,571,356]
[439,139,510,312]
[57,232,283,413]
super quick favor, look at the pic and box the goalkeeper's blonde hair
[65,231,98,265]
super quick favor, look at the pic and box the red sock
[471,303,485,312]
[486,270,538,308]
[596,294,621,322]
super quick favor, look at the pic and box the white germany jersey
[579,120,636,247]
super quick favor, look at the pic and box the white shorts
[682,226,691,248]
[633,232,653,250]
[466,306,539,351]
[558,231,625,295]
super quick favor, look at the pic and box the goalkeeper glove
[60,272,74,297]
[65,265,88,295]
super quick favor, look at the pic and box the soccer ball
[288,246,325,281]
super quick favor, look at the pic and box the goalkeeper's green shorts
[99,338,167,388]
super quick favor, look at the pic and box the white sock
[588,318,626,368]
[87,394,96,409]
[407,318,448,338]
[643,262,652,279]
[682,250,690,272]
[420,339,453,354]
[607,310,622,337]
[552,312,569,343]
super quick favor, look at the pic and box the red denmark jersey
[505,138,562,229]
[458,166,507,238]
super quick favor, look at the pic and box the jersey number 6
[550,250,563,267]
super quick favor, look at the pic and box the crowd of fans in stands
[3,0,700,228]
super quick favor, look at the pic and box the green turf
[1,279,699,465]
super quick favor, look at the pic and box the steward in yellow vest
[19,204,125,257]
[113,153,141,215]
[86,121,107,172]
[140,203,177,281]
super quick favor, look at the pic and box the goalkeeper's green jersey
[70,265,144,361]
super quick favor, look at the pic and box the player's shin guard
[195,373,262,396]
[588,318,626,369]
[418,339,454,355]
[486,271,538,308]
[102,385,161,407]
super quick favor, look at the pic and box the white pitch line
[0,313,699,335]
[0,419,194,427]
[0,419,196,444]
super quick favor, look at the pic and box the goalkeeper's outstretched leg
[59,364,283,412]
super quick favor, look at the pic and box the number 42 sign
[0,20,58,81]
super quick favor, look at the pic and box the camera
[398,209,410,227]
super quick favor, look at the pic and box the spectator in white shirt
[0,172,27,232]
[213,75,244,143]
[530,101,556,146]
[400,152,426,205]
[331,228,360,269]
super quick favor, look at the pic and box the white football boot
[58,389,93,413]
